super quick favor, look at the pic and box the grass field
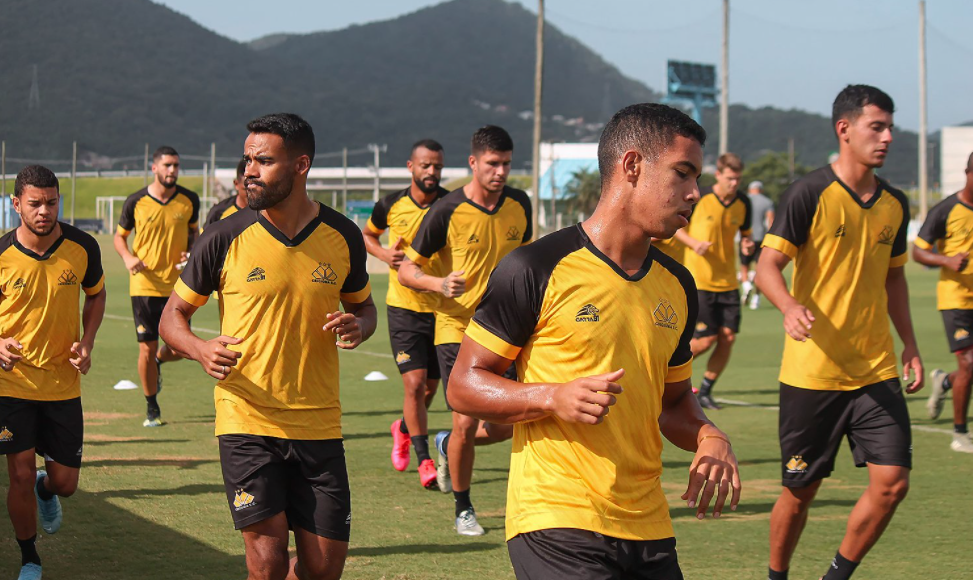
[0,235,967,579]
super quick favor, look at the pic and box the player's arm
[912,244,968,271]
[398,258,465,298]
[113,229,147,275]
[362,227,405,268]
[673,228,710,255]
[755,247,815,341]
[886,265,923,393]
[159,294,242,380]
[69,286,106,375]
[324,295,378,350]
[659,376,741,519]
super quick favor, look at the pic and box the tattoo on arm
[414,269,425,280]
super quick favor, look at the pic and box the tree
[739,151,811,202]
[563,167,601,217]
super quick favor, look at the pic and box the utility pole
[143,143,149,186]
[2,141,6,230]
[71,141,77,225]
[531,0,545,238]
[342,147,348,213]
[788,137,795,182]
[368,143,387,202]
[918,0,929,220]
[210,142,217,198]
[719,0,729,155]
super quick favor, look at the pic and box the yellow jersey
[915,192,973,310]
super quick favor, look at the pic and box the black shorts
[693,290,741,338]
[779,380,912,488]
[388,306,440,378]
[438,342,516,411]
[508,529,683,580]
[941,309,973,353]
[0,397,83,468]
[739,244,763,267]
[131,296,168,343]
[218,435,351,541]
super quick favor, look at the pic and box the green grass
[0,238,967,579]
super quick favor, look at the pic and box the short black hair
[597,103,706,185]
[471,125,513,156]
[832,85,895,135]
[14,165,59,197]
[235,157,247,180]
[967,151,973,173]
[247,113,316,164]
[153,146,179,162]
[411,139,444,156]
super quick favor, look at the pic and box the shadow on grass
[343,431,393,441]
[671,498,858,519]
[85,438,191,446]
[83,457,218,470]
[342,408,401,417]
[722,389,780,396]
[99,483,226,499]
[349,542,497,557]
[167,415,216,425]
[664,457,780,470]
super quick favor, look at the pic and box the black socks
[822,551,859,580]
[454,489,472,517]
[17,535,40,566]
[412,435,431,463]
[35,474,54,501]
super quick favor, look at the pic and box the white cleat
[950,432,973,453]
[926,369,949,420]
[455,508,485,536]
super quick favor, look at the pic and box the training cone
[113,380,139,390]
[364,371,388,382]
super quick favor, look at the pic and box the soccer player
[204,157,251,229]
[0,165,106,580]
[160,113,375,580]
[673,153,754,409]
[448,103,741,578]
[756,85,922,580]
[398,125,531,536]
[913,151,973,453]
[362,139,448,488]
[740,180,774,310]
[113,146,199,427]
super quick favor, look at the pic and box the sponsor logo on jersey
[395,351,412,365]
[467,233,480,245]
[785,455,808,473]
[955,328,970,341]
[835,224,846,238]
[653,298,679,330]
[12,278,25,290]
[0,426,12,442]
[58,269,78,286]
[396,219,408,228]
[247,267,266,282]
[506,226,521,241]
[233,489,256,511]
[312,263,338,285]
[877,225,894,246]
[575,303,600,323]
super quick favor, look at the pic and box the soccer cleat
[951,432,973,453]
[741,280,754,304]
[18,563,42,580]
[418,459,438,489]
[455,508,485,536]
[748,293,760,310]
[155,357,163,394]
[697,393,722,410]
[435,431,452,493]
[390,419,411,472]
[35,470,62,534]
[927,369,949,420]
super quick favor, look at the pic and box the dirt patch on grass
[84,412,139,421]
[84,434,148,442]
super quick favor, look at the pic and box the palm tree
[563,167,601,218]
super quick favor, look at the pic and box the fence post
[144,143,149,186]
[71,141,77,225]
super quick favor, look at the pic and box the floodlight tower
[662,60,718,127]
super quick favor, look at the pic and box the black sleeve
[179,225,229,297]
[340,219,370,297]
[118,193,140,231]
[740,193,753,233]
[204,199,226,228]
[917,197,953,247]
[509,188,533,243]
[765,179,820,249]
[410,201,455,260]
[890,188,910,260]
[187,190,201,226]
[472,250,547,349]
[369,196,392,231]
[655,251,698,369]
[79,233,104,290]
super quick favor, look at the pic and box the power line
[546,7,720,35]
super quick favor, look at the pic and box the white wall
[941,127,973,197]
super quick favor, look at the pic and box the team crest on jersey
[877,225,894,246]
[58,269,78,286]
[835,224,846,238]
[653,299,679,330]
[0,426,12,442]
[173,212,186,221]
[955,328,970,341]
[247,267,266,282]
[12,278,25,290]
[233,489,255,511]
[137,325,147,334]
[696,321,708,332]
[312,263,338,285]
[467,233,480,244]
[785,455,808,473]
[395,351,412,365]
[506,226,520,241]
[397,219,408,228]
[575,303,600,322]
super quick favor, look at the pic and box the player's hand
[782,303,815,341]
[0,337,23,371]
[681,434,741,519]
[124,255,148,275]
[740,238,755,256]
[944,252,969,273]
[547,369,625,424]
[441,270,466,298]
[693,241,713,256]
[69,341,94,375]
[902,343,924,394]
[324,311,363,349]
[195,335,243,380]
[386,237,406,269]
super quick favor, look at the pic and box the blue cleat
[18,562,42,580]
[435,431,451,493]
[35,470,62,534]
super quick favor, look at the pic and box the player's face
[152,155,180,188]
[408,147,444,194]
[843,104,894,169]
[243,133,303,211]
[469,149,512,194]
[637,135,703,238]
[715,167,742,192]
[233,175,247,199]
[14,185,60,237]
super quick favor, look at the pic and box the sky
[156,0,973,133]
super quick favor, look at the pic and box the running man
[204,158,251,229]
[398,125,531,536]
[913,151,973,453]
[113,146,199,427]
[1,165,106,580]
[740,180,774,310]
[160,113,376,580]
[756,85,922,580]
[363,139,448,488]
[449,103,741,579]
[673,153,754,409]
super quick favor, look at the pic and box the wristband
[699,435,731,447]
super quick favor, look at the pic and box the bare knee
[296,559,344,580]
[692,335,717,354]
[718,328,736,345]
[779,482,821,513]
[138,341,157,359]
[46,469,79,497]
[451,414,478,441]
[401,372,426,399]
[873,476,909,508]
[7,460,36,492]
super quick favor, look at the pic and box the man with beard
[204,158,251,229]
[0,166,106,580]
[362,139,448,489]
[114,146,199,427]
[756,85,922,580]
[160,113,376,580]
[398,125,532,536]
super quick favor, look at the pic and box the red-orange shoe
[391,419,411,472]
[418,459,438,489]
